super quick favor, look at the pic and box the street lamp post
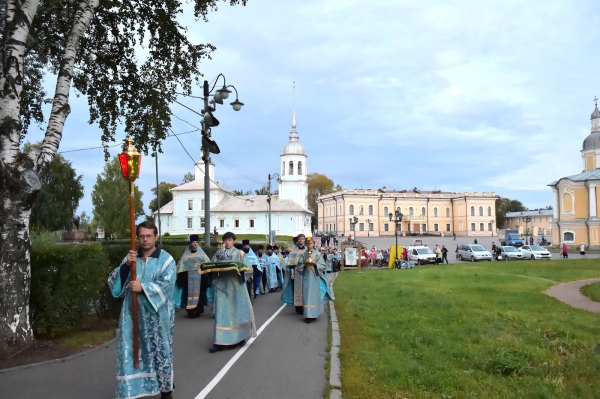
[349,216,358,239]
[524,216,531,245]
[267,173,281,245]
[200,75,244,245]
[389,210,404,267]
[118,138,142,369]
[490,219,495,237]
[366,219,371,237]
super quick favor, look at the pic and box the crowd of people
[108,222,334,399]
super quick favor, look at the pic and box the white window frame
[433,207,438,217]
[187,199,193,211]
[446,223,451,232]
[434,223,439,232]
[201,217,205,228]
[384,223,389,232]
[471,223,476,231]
[479,222,484,231]
[234,219,240,228]
[368,222,374,231]
[187,217,193,229]
[249,219,255,228]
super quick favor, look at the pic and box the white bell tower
[279,104,308,209]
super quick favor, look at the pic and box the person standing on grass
[580,243,587,258]
[441,245,449,264]
[206,232,256,353]
[174,234,210,318]
[108,221,176,399]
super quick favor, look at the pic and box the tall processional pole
[118,138,142,369]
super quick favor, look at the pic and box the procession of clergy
[107,220,333,399]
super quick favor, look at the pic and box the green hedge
[30,241,219,337]
[30,242,110,337]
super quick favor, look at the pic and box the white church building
[153,109,312,238]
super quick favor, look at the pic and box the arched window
[349,205,354,215]
[479,206,483,216]
[298,161,303,175]
[383,206,389,216]
[282,161,285,175]
[446,207,450,217]
[289,161,294,175]
[563,231,575,242]
[359,205,364,215]
[397,206,401,214]
[409,207,414,216]
[470,206,475,216]
[368,205,374,215]
[487,206,492,216]
[433,207,438,217]
[421,207,426,216]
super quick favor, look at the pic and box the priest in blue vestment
[296,236,333,323]
[206,232,257,353]
[174,234,210,318]
[265,245,282,292]
[281,234,307,314]
[107,221,177,399]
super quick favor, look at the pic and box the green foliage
[30,242,109,337]
[182,172,194,184]
[163,232,171,237]
[233,189,253,195]
[91,157,144,237]
[496,197,528,228]
[580,282,600,302]
[24,142,84,232]
[149,181,177,213]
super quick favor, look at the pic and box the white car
[407,246,437,265]
[497,246,524,261]
[457,244,493,262]
[519,245,552,260]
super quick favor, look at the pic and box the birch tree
[0,0,247,355]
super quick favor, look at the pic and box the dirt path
[546,278,600,313]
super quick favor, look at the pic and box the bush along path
[546,278,600,313]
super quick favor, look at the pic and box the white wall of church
[170,190,227,233]
[155,210,309,237]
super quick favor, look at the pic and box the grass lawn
[580,282,600,303]
[334,260,600,399]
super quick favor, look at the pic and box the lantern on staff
[118,137,142,369]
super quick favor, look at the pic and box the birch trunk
[0,0,98,356]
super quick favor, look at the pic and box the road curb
[329,272,342,398]
[0,337,117,374]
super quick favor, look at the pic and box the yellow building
[549,103,600,245]
[317,188,497,238]
[504,210,553,237]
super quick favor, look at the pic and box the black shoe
[161,392,173,399]
[209,345,223,353]
[237,340,246,347]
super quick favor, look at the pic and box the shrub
[30,242,110,337]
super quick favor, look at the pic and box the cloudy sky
[26,0,600,216]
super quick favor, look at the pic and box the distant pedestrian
[453,232,456,241]
[434,245,441,264]
[455,245,460,259]
[441,245,448,264]
[530,236,534,245]
[474,239,478,244]
[580,243,587,258]
[562,243,569,259]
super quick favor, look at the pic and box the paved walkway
[546,278,600,313]
[0,278,333,399]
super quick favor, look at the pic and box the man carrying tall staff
[108,221,177,399]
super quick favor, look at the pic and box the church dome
[282,139,306,156]
[281,105,306,156]
[583,132,600,151]
[592,105,600,120]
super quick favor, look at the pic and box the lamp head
[213,91,223,104]
[230,99,244,111]
[388,212,393,221]
[118,137,142,181]
[217,85,231,99]
[203,111,220,127]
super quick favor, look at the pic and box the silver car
[457,244,493,262]
[497,246,524,261]
[519,245,552,260]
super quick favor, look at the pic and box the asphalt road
[344,235,599,264]
[0,287,329,399]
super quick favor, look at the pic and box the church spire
[291,81,297,130]
[592,96,600,121]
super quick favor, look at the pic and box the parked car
[497,245,524,261]
[407,246,436,265]
[457,244,493,262]
[519,245,552,260]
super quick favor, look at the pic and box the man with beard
[281,234,307,314]
[174,234,210,318]
[242,240,261,297]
